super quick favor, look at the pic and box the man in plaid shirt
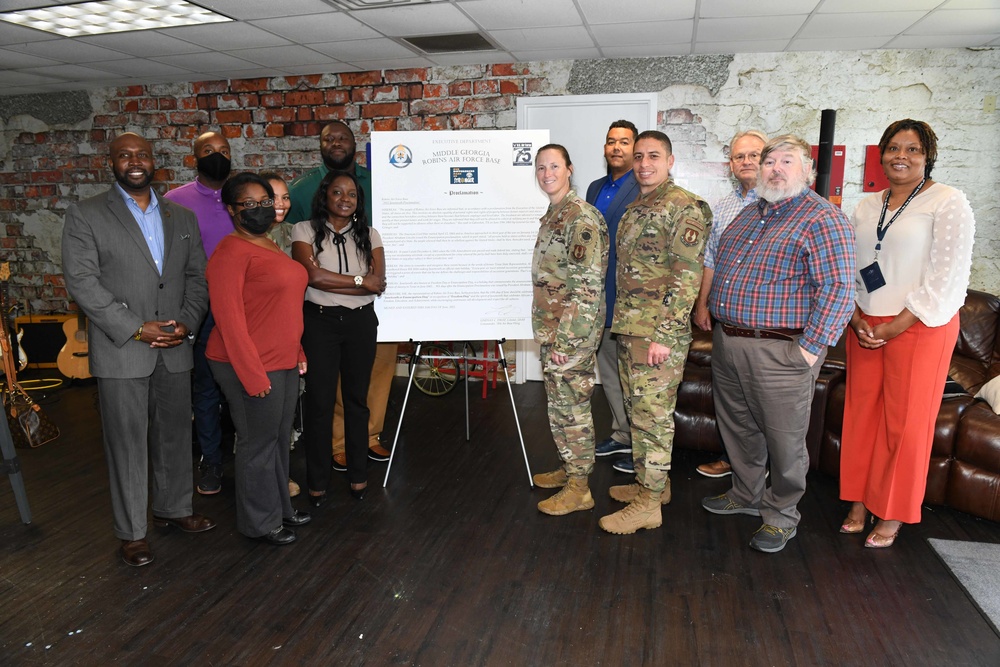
[701,134,855,553]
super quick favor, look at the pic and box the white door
[514,93,658,382]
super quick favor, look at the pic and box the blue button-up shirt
[116,183,164,275]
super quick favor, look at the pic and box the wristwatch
[354,275,363,287]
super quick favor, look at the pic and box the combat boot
[537,476,595,515]
[598,486,662,534]
[532,467,567,489]
[608,475,671,505]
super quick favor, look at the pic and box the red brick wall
[0,64,554,314]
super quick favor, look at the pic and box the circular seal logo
[389,144,412,168]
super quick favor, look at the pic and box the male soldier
[702,134,854,553]
[599,130,712,535]
[692,129,768,479]
[62,133,214,567]
[286,121,394,466]
[586,121,641,473]
[163,130,233,494]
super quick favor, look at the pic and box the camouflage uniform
[532,190,609,477]
[612,179,711,493]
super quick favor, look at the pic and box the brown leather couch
[673,289,1000,522]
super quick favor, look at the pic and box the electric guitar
[57,310,91,379]
[0,263,28,375]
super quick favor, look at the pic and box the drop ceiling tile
[79,31,208,57]
[510,48,602,61]
[159,21,292,50]
[692,39,789,54]
[799,11,926,38]
[697,15,807,42]
[0,48,60,68]
[226,45,334,68]
[887,33,1000,47]
[943,0,1000,8]
[250,13,380,43]
[699,0,819,18]
[205,67,286,80]
[491,25,594,51]
[85,58,196,77]
[427,51,514,66]
[282,63,360,75]
[817,0,940,11]
[576,0,696,24]
[602,44,693,57]
[354,4,478,36]
[0,70,60,85]
[190,0,337,20]
[7,39,129,63]
[0,19,59,45]
[307,37,417,60]
[154,51,261,71]
[590,20,694,46]
[347,56,436,70]
[19,64,114,81]
[788,36,894,51]
[460,0,582,29]
[907,8,1000,33]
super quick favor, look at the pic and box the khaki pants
[332,342,398,454]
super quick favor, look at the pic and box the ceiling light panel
[0,1,232,38]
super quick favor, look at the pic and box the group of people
[530,118,975,553]
[62,121,388,566]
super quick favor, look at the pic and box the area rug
[928,538,1000,637]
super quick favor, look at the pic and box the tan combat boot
[608,475,671,505]
[537,476,595,515]
[533,467,568,489]
[598,486,663,534]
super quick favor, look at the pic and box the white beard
[758,178,808,203]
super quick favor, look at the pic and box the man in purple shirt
[702,135,855,553]
[163,131,233,494]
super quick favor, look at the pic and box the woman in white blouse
[839,119,975,548]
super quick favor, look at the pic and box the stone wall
[0,48,996,315]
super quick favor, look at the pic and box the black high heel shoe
[350,483,367,501]
[308,492,328,508]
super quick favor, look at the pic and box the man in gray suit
[586,120,641,472]
[62,133,215,567]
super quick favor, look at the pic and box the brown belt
[720,323,804,342]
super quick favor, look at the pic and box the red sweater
[206,235,308,396]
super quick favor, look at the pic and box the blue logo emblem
[450,167,478,184]
[388,144,412,168]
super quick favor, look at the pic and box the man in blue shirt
[587,121,641,473]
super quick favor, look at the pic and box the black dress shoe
[282,510,311,527]
[120,539,154,567]
[308,492,327,508]
[257,527,296,546]
[349,484,367,501]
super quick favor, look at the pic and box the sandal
[865,521,901,549]
[840,503,868,534]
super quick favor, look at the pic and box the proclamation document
[371,130,550,342]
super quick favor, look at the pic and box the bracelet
[134,325,143,341]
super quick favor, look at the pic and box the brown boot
[533,467,568,489]
[599,486,663,534]
[608,476,671,505]
[538,476,594,516]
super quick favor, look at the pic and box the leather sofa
[673,289,1000,523]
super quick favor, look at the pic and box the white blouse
[291,220,383,309]
[853,182,975,327]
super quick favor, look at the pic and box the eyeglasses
[236,199,274,209]
[730,152,761,163]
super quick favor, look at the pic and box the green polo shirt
[285,162,373,226]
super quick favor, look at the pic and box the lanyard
[874,178,925,260]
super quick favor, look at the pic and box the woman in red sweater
[206,172,310,546]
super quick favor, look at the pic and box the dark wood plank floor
[2,372,999,666]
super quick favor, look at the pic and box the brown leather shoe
[120,539,154,567]
[152,513,217,533]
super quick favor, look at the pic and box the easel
[383,339,533,488]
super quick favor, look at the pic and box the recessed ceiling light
[0,0,232,38]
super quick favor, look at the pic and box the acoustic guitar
[0,263,28,376]
[57,311,91,379]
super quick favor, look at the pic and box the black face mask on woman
[196,152,232,182]
[238,206,275,235]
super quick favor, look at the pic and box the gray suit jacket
[62,186,208,379]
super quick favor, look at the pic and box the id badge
[860,261,886,293]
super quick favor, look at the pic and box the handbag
[5,382,60,449]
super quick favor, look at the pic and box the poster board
[371,130,550,343]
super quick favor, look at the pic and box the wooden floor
[2,372,999,666]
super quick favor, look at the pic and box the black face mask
[239,207,275,235]
[197,152,232,182]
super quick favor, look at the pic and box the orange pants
[839,313,959,523]
[332,342,398,455]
